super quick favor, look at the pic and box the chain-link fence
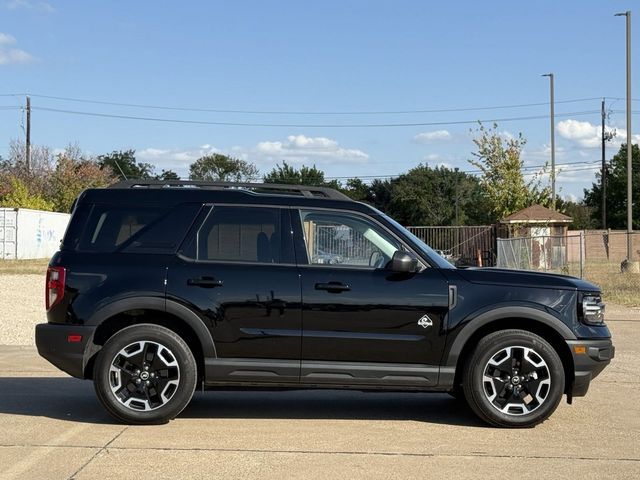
[311,225,377,266]
[407,225,496,266]
[496,230,640,306]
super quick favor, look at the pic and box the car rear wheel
[462,329,564,428]
[93,324,197,425]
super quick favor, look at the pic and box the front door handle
[315,282,350,293]
[187,277,224,288]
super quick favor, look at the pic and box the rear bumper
[35,323,97,379]
[566,338,615,398]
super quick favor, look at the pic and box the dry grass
[559,260,639,307]
[0,259,50,275]
[583,270,639,307]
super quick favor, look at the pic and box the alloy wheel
[108,340,181,411]
[482,345,551,416]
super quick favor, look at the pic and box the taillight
[46,266,66,310]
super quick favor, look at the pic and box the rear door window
[179,205,293,264]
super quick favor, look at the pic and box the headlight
[580,294,605,325]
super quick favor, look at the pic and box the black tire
[462,329,564,428]
[93,324,197,425]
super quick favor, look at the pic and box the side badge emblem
[417,315,433,329]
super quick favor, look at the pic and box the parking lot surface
[1,308,638,479]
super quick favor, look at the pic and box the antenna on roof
[113,160,128,180]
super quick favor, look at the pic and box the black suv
[35,181,614,427]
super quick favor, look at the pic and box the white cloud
[136,136,368,177]
[557,119,639,149]
[435,161,453,169]
[0,32,35,65]
[254,134,368,164]
[557,119,599,147]
[500,130,515,141]
[555,166,600,184]
[413,130,452,143]
[0,33,16,45]
[522,144,568,164]
[137,144,221,172]
[4,1,55,12]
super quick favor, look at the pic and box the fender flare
[443,306,576,368]
[87,296,217,358]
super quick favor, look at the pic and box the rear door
[166,204,302,384]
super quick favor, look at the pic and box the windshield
[375,212,456,269]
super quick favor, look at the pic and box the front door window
[300,210,400,269]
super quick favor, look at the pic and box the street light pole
[615,11,633,262]
[542,73,555,210]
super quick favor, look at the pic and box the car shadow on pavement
[184,390,485,427]
[0,377,484,427]
[0,377,116,424]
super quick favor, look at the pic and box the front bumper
[35,323,97,379]
[566,338,615,398]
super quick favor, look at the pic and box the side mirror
[390,251,418,273]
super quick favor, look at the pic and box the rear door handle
[187,277,224,288]
[315,282,350,293]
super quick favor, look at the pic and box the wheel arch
[444,307,576,395]
[83,297,216,380]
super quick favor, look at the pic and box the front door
[167,205,302,384]
[293,209,449,387]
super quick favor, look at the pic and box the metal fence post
[579,231,584,278]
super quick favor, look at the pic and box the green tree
[98,150,155,180]
[584,143,639,229]
[2,139,54,201]
[50,146,114,212]
[156,169,180,180]
[385,164,490,226]
[263,161,340,188]
[367,179,394,212]
[469,123,550,221]
[189,154,258,182]
[341,178,371,201]
[0,177,54,211]
[555,198,596,230]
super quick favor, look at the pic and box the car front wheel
[462,329,565,428]
[93,324,197,425]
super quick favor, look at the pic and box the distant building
[497,205,573,270]
[500,204,572,238]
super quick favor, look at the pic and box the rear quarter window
[76,203,201,254]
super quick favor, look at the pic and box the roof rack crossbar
[108,180,352,201]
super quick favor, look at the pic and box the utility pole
[542,73,555,209]
[615,11,633,263]
[601,99,617,229]
[25,95,31,173]
[454,167,460,226]
[601,99,607,229]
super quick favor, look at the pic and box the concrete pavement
[1,313,638,479]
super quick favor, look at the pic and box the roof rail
[108,180,352,201]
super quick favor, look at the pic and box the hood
[456,267,600,292]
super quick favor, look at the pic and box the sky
[0,0,638,200]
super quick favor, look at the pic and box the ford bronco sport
[35,181,614,427]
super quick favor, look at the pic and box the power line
[367,157,600,167]
[19,93,607,115]
[2,92,638,115]
[31,106,603,128]
[325,160,602,180]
